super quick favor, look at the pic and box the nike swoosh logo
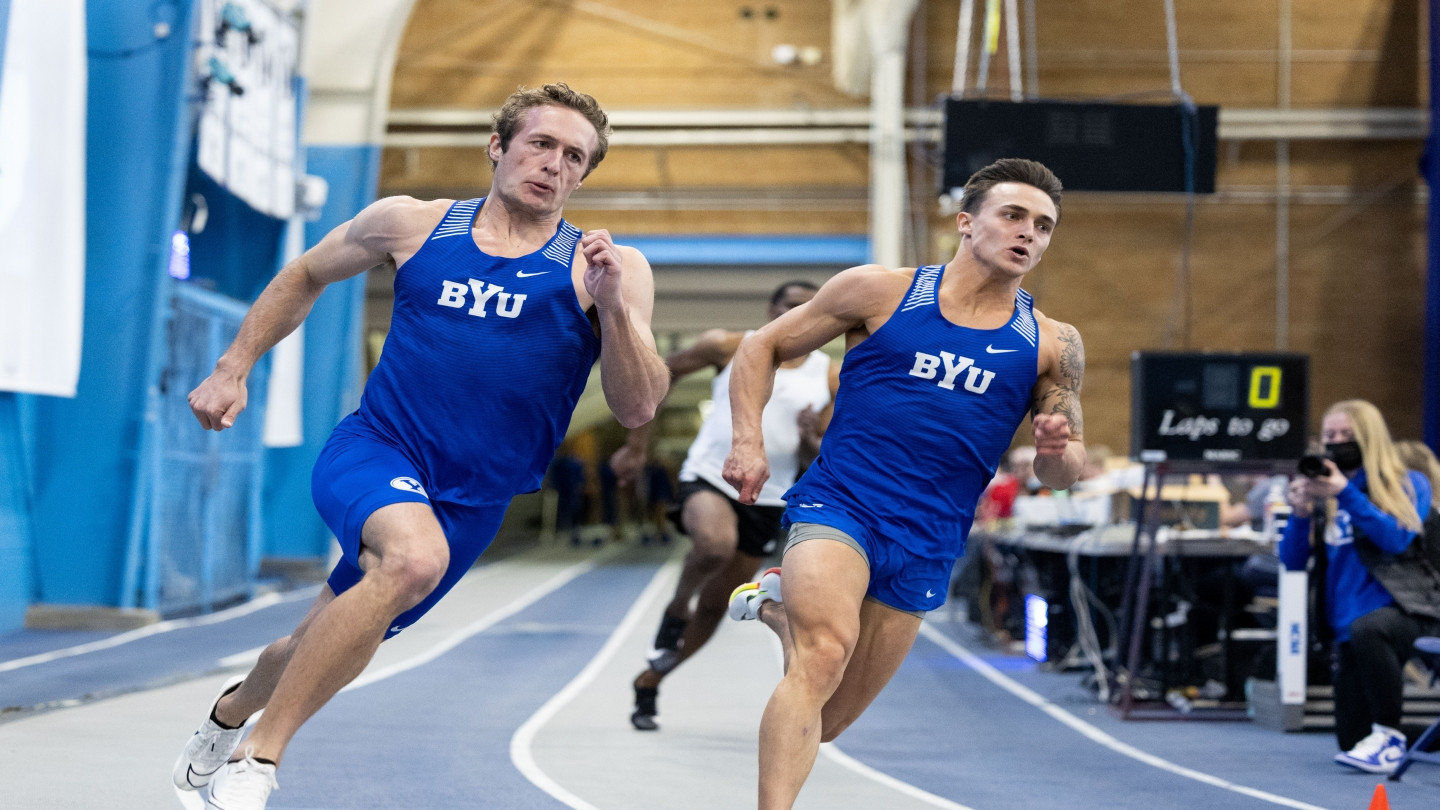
[798,503,823,508]
[985,345,1017,354]
[390,625,405,633]
[516,269,549,278]
[926,589,936,598]
[187,764,219,788]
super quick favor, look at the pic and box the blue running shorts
[312,422,505,638]
[781,501,951,614]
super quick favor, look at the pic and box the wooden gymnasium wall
[379,0,1429,455]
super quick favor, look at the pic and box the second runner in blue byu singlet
[783,264,1037,607]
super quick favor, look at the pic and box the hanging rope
[952,0,1025,100]
[1163,0,1183,99]
[1023,0,1038,98]
[975,0,1000,93]
[952,0,976,95]
[1004,0,1022,101]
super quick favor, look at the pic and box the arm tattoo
[1032,323,1085,436]
[1057,323,1084,386]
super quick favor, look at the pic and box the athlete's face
[957,182,1057,277]
[488,105,598,216]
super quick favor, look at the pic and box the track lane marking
[917,624,1328,810]
[0,588,319,673]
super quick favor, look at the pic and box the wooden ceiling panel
[377,0,1429,445]
[1290,62,1422,108]
[1286,140,1424,188]
[1213,140,1279,188]
[393,0,849,109]
[1286,202,1426,437]
[553,208,868,235]
[1290,0,1419,52]
[381,143,871,195]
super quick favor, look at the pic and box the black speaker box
[942,99,1218,194]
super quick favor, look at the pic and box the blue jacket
[1279,470,1434,641]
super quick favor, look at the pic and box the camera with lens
[1297,453,1330,479]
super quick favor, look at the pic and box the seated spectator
[1221,473,1289,531]
[1280,400,1440,775]
[1008,445,1050,496]
[1079,444,1112,483]
[1395,440,1440,512]
[977,450,1022,524]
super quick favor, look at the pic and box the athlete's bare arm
[610,328,744,483]
[669,329,746,379]
[188,196,441,431]
[582,231,669,429]
[796,358,842,467]
[1030,311,1086,490]
[723,265,906,504]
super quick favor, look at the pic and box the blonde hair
[1325,400,1422,532]
[1395,439,1440,513]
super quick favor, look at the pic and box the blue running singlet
[341,197,601,505]
[784,264,1039,562]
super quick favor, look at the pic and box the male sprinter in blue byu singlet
[722,158,1085,810]
[172,84,668,810]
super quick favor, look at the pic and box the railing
[122,280,269,614]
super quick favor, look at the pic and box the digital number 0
[1248,366,1281,408]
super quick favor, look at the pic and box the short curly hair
[491,83,612,176]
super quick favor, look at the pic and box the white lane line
[499,557,966,810]
[509,559,679,810]
[4,557,516,674]
[174,551,612,810]
[0,586,321,673]
[343,552,612,692]
[917,624,1329,810]
[820,744,977,810]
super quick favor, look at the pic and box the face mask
[1325,441,1363,473]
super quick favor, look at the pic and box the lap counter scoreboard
[1130,352,1309,467]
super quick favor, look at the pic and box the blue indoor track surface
[1,541,1437,809]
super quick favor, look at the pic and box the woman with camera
[1281,399,1440,775]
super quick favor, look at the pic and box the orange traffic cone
[1367,783,1389,810]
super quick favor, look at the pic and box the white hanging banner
[262,324,304,447]
[0,0,87,397]
[831,0,870,97]
[196,0,301,219]
[262,217,305,448]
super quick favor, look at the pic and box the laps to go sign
[1131,352,1309,464]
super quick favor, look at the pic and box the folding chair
[1391,636,1440,781]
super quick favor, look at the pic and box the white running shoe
[728,567,783,621]
[1333,723,1407,774]
[173,676,250,791]
[205,747,278,810]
